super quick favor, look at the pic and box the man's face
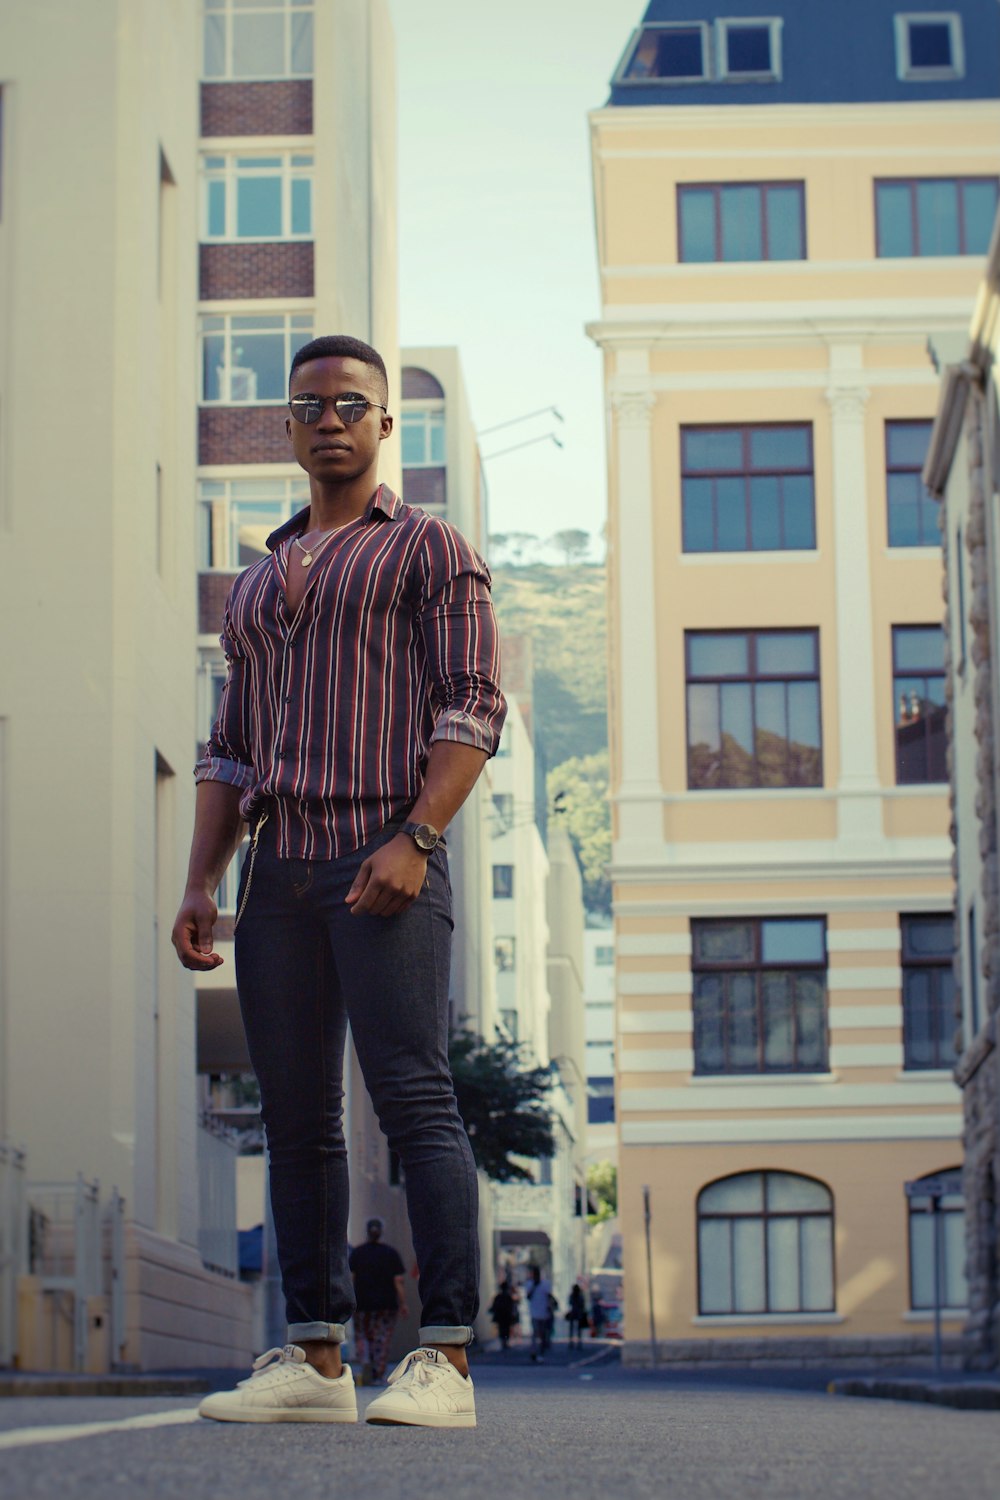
[285,355,392,482]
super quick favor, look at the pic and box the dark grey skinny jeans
[234,810,479,1347]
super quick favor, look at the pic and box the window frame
[199,310,314,405]
[201,151,314,243]
[401,404,447,468]
[884,419,937,548]
[492,864,514,900]
[901,914,956,1072]
[203,0,314,83]
[697,1170,835,1316]
[678,181,806,264]
[615,21,712,86]
[685,627,824,791]
[691,917,829,1076]
[715,16,783,83]
[894,12,965,82]
[875,177,1000,258]
[198,473,309,569]
[681,421,815,552]
[892,625,947,785]
[907,1168,967,1312]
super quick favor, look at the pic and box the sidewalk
[829,1370,1000,1411]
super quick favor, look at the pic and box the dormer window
[621,22,710,83]
[717,18,783,82]
[895,13,964,81]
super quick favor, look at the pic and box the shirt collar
[266,484,403,552]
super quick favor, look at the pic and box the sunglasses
[288,392,389,425]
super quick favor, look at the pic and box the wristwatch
[401,820,441,853]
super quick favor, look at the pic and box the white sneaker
[199,1344,358,1423]
[365,1347,476,1428]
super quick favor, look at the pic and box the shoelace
[238,1345,300,1386]
[386,1348,448,1387]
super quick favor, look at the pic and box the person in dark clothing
[349,1218,407,1384]
[566,1283,587,1349]
[488,1284,516,1350]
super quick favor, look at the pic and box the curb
[0,1375,212,1398]
[830,1377,1000,1411]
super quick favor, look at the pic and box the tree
[548,528,591,566]
[548,749,611,918]
[503,531,540,565]
[587,1161,617,1224]
[448,1032,557,1182]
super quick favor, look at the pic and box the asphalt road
[1,1362,997,1500]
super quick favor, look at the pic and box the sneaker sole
[365,1409,476,1429]
[200,1406,358,1424]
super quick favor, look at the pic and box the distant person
[527,1266,553,1362]
[566,1283,588,1349]
[349,1218,407,1385]
[488,1283,516,1350]
[590,1289,606,1339]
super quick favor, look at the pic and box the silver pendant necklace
[293,522,349,567]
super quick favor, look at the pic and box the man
[172,335,505,1430]
[349,1218,407,1385]
[527,1265,553,1362]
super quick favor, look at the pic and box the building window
[202,153,313,241]
[493,864,514,899]
[893,625,946,784]
[682,424,815,552]
[200,312,313,404]
[902,915,956,1070]
[692,918,828,1075]
[908,1169,968,1310]
[595,945,614,967]
[886,421,937,546]
[875,178,998,257]
[716,18,783,81]
[198,652,229,742]
[199,476,309,568]
[401,409,445,467]
[500,1007,519,1040]
[679,182,805,263]
[495,937,516,974]
[587,1078,615,1126]
[620,22,711,82]
[203,0,313,81]
[895,13,964,80]
[698,1171,834,1316]
[967,904,980,1035]
[492,793,514,832]
[686,630,822,790]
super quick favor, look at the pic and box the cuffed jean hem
[287,1321,348,1344]
[419,1325,475,1347]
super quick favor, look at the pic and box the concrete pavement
[1,1358,997,1500]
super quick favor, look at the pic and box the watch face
[413,824,439,851]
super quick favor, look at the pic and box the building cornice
[589,99,1000,132]
[588,299,976,352]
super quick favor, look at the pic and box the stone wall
[622,1334,966,1370]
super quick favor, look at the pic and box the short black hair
[289,335,389,404]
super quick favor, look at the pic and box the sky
[387,0,642,555]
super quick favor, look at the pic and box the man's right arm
[171,780,245,971]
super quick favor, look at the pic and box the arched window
[401,366,444,400]
[908,1168,967,1310]
[697,1170,834,1316]
[400,367,446,510]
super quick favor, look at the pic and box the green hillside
[491,561,610,916]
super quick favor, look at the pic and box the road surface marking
[0,1408,202,1450]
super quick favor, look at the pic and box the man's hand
[172,890,224,970]
[345,834,428,917]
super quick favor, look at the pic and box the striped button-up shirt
[195,484,506,859]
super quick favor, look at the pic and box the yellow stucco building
[588,2,1000,1365]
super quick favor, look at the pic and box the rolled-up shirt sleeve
[418,521,507,756]
[194,605,257,792]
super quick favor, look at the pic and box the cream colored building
[924,209,1000,1371]
[0,0,252,1370]
[0,0,401,1370]
[589,2,999,1365]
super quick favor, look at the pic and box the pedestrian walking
[349,1218,407,1385]
[173,334,505,1430]
[526,1266,553,1361]
[565,1283,588,1349]
[488,1283,517,1350]
[590,1288,606,1339]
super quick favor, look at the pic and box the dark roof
[608,1,1000,107]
